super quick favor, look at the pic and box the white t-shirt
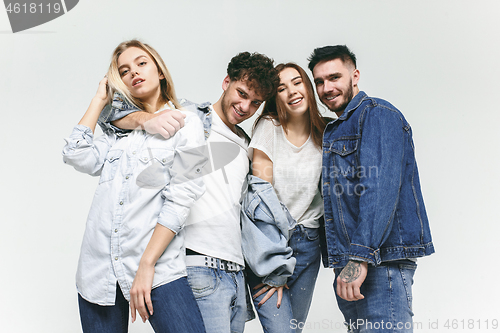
[250,118,323,228]
[183,106,249,266]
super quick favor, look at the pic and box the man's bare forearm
[111,111,155,130]
[111,109,185,139]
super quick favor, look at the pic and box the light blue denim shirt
[241,175,297,287]
[322,91,434,268]
[62,110,207,306]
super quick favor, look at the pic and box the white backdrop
[1,1,499,332]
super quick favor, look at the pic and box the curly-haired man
[99,52,279,333]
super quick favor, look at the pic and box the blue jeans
[78,277,206,333]
[334,263,416,333]
[248,225,321,333]
[186,266,247,333]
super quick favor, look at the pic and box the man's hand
[336,260,368,301]
[130,264,155,323]
[143,109,186,139]
[253,283,288,308]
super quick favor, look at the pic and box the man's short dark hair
[307,45,357,72]
[227,52,279,100]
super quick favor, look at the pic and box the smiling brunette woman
[62,40,207,333]
[246,63,329,333]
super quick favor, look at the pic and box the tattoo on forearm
[339,261,361,283]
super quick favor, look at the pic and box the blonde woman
[62,40,207,333]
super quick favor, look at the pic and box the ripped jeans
[248,224,322,333]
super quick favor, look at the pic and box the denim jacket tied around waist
[322,91,434,268]
[241,175,297,287]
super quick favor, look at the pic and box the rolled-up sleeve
[157,114,207,234]
[62,125,115,176]
[97,93,139,136]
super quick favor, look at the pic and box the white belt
[185,255,242,272]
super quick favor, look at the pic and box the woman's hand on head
[94,77,109,102]
[77,76,109,131]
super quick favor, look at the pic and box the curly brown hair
[227,52,279,100]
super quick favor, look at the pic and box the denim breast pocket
[136,148,174,189]
[329,137,359,180]
[99,149,123,184]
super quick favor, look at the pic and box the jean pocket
[399,265,416,312]
[186,266,219,299]
[99,149,123,184]
[303,226,320,241]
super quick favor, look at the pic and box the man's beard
[326,79,354,114]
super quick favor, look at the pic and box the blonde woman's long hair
[107,40,181,110]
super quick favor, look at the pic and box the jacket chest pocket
[329,138,360,179]
[99,149,123,184]
[136,148,174,189]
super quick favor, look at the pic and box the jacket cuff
[157,205,188,235]
[96,93,139,135]
[262,274,288,288]
[349,243,381,265]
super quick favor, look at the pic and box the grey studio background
[1,1,499,332]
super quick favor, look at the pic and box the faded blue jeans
[186,266,247,333]
[248,225,322,333]
[78,277,206,332]
[334,263,416,333]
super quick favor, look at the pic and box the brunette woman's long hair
[253,63,328,148]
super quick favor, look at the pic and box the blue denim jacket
[241,175,297,287]
[322,91,434,268]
